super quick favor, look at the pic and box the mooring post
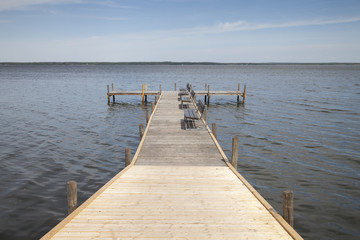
[212,123,217,139]
[237,83,240,103]
[282,190,294,227]
[112,83,115,102]
[151,102,155,114]
[141,84,144,104]
[243,84,247,104]
[155,96,158,105]
[67,181,77,215]
[203,105,207,122]
[146,110,150,125]
[125,148,132,166]
[160,84,162,94]
[207,85,210,105]
[174,83,176,91]
[204,83,207,103]
[145,84,148,103]
[231,136,239,169]
[139,124,144,140]
[107,85,110,104]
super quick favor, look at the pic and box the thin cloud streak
[189,17,360,35]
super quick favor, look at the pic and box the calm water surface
[0,64,359,239]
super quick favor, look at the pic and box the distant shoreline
[1,62,359,65]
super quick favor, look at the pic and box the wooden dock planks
[42,91,302,240]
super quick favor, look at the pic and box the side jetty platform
[42,85,302,239]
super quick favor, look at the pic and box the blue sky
[1,0,360,62]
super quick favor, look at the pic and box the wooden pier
[107,83,246,104]
[42,90,302,239]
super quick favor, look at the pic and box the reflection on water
[0,64,359,239]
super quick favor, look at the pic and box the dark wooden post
[204,83,207,103]
[174,83,176,91]
[155,96,158,105]
[237,83,240,103]
[112,83,115,102]
[145,95,147,103]
[67,181,77,215]
[212,123,217,139]
[107,85,110,104]
[231,136,239,168]
[243,84,246,104]
[160,84,162,94]
[207,85,210,104]
[283,190,294,227]
[151,102,155,113]
[139,124,144,140]
[146,110,150,125]
[125,148,132,166]
[141,84,144,104]
[203,105,207,122]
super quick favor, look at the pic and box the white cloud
[187,17,360,35]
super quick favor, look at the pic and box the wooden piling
[67,181,77,215]
[125,148,132,166]
[112,83,115,102]
[203,105,207,122]
[160,84,162,94]
[237,83,240,103]
[231,136,239,169]
[174,83,176,91]
[212,123,217,139]
[204,83,207,103]
[107,85,110,104]
[139,124,144,140]
[146,110,150,125]
[151,102,155,113]
[141,84,145,104]
[207,85,210,104]
[145,84,148,103]
[243,84,246,104]
[282,190,294,227]
[155,96,158,105]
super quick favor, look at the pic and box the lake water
[0,64,359,239]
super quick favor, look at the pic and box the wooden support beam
[237,83,240,103]
[207,85,210,104]
[146,110,150,125]
[125,148,132,166]
[203,105,207,122]
[112,83,115,102]
[67,181,77,215]
[107,85,110,104]
[282,190,294,227]
[205,83,208,103]
[155,96,158,105]
[139,124,144,140]
[212,123,217,139]
[243,84,247,104]
[151,102,155,114]
[141,84,144,104]
[231,136,239,169]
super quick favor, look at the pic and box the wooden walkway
[42,91,302,240]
